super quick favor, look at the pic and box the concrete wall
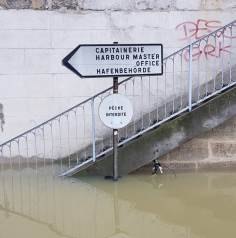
[0,0,236,144]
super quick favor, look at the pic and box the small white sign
[62,44,163,78]
[99,94,133,129]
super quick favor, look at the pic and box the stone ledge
[0,0,235,11]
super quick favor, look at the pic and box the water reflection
[0,165,236,238]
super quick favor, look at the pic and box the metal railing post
[188,43,193,112]
[91,98,96,162]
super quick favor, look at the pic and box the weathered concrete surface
[1,0,236,10]
[81,85,236,176]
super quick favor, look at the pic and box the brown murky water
[0,168,236,238]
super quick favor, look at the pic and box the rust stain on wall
[0,103,5,132]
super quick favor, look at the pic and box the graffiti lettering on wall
[183,42,231,61]
[0,103,5,132]
[176,19,236,61]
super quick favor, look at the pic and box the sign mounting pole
[113,42,119,181]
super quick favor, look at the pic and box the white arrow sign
[62,44,163,78]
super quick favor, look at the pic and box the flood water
[0,168,236,238]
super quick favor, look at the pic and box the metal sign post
[113,41,119,181]
[113,76,119,181]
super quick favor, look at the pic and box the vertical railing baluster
[50,123,54,169]
[58,118,62,171]
[124,83,128,139]
[91,98,96,162]
[205,38,209,96]
[188,44,193,112]
[164,61,167,118]
[74,111,79,164]
[33,131,37,172]
[83,105,87,159]
[220,30,224,87]
[180,52,183,109]
[221,29,225,87]
[42,127,46,168]
[25,136,29,168]
[17,139,21,170]
[9,142,12,170]
[132,78,136,134]
[229,25,232,83]
[172,57,175,113]
[213,35,217,91]
[66,115,71,168]
[141,77,144,129]
[101,114,105,153]
[148,76,151,124]
[197,50,200,101]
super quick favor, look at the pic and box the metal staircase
[0,20,236,176]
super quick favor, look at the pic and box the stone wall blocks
[0,49,25,74]
[211,142,236,158]
[165,139,209,161]
[201,0,236,10]
[0,0,31,9]
[0,30,51,49]
[0,10,50,30]
[1,0,236,10]
[176,0,201,10]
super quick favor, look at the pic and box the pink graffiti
[183,42,231,61]
[176,19,236,61]
[176,19,221,40]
